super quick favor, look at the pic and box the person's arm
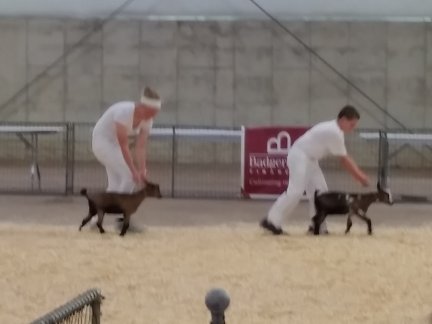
[115,122,138,180]
[135,128,149,179]
[340,155,369,186]
[329,131,369,187]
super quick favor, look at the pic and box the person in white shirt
[260,105,370,235]
[92,86,161,194]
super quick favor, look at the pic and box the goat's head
[377,181,393,205]
[144,180,162,199]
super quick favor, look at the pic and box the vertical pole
[35,134,40,191]
[171,126,176,198]
[378,130,383,186]
[70,123,75,194]
[378,130,389,188]
[65,123,69,195]
[31,133,35,191]
[65,123,75,195]
[91,298,101,324]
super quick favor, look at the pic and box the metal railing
[0,122,430,201]
[30,288,104,324]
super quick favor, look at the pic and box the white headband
[140,95,161,110]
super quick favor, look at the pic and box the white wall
[1,0,432,20]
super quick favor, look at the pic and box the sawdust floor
[0,196,431,324]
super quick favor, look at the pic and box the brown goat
[79,181,162,236]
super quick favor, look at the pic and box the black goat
[79,181,162,236]
[312,182,393,235]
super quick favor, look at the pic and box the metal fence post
[65,122,75,195]
[171,126,176,198]
[205,288,230,324]
[91,296,102,324]
[64,122,69,195]
[378,130,389,187]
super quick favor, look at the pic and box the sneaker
[260,218,285,235]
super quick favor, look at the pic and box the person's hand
[359,173,370,187]
[132,169,141,185]
[139,168,147,183]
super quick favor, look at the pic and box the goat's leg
[119,213,130,236]
[79,213,94,231]
[311,214,320,235]
[96,210,106,234]
[311,212,325,236]
[345,212,353,234]
[355,212,373,235]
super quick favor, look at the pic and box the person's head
[337,105,360,133]
[137,86,161,119]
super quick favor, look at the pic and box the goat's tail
[80,188,88,196]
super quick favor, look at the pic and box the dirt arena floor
[1,195,432,324]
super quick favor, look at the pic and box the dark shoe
[260,218,285,235]
[307,225,329,235]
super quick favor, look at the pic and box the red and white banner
[241,126,309,199]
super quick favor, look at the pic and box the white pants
[92,136,136,194]
[268,146,328,230]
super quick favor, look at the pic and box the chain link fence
[360,129,432,202]
[0,121,428,201]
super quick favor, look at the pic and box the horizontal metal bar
[0,126,64,133]
[360,131,432,142]
[151,128,242,137]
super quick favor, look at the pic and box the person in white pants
[260,105,370,235]
[92,86,162,193]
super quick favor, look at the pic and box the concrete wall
[0,18,431,130]
[1,18,432,169]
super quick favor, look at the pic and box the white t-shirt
[92,101,153,144]
[293,119,347,160]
